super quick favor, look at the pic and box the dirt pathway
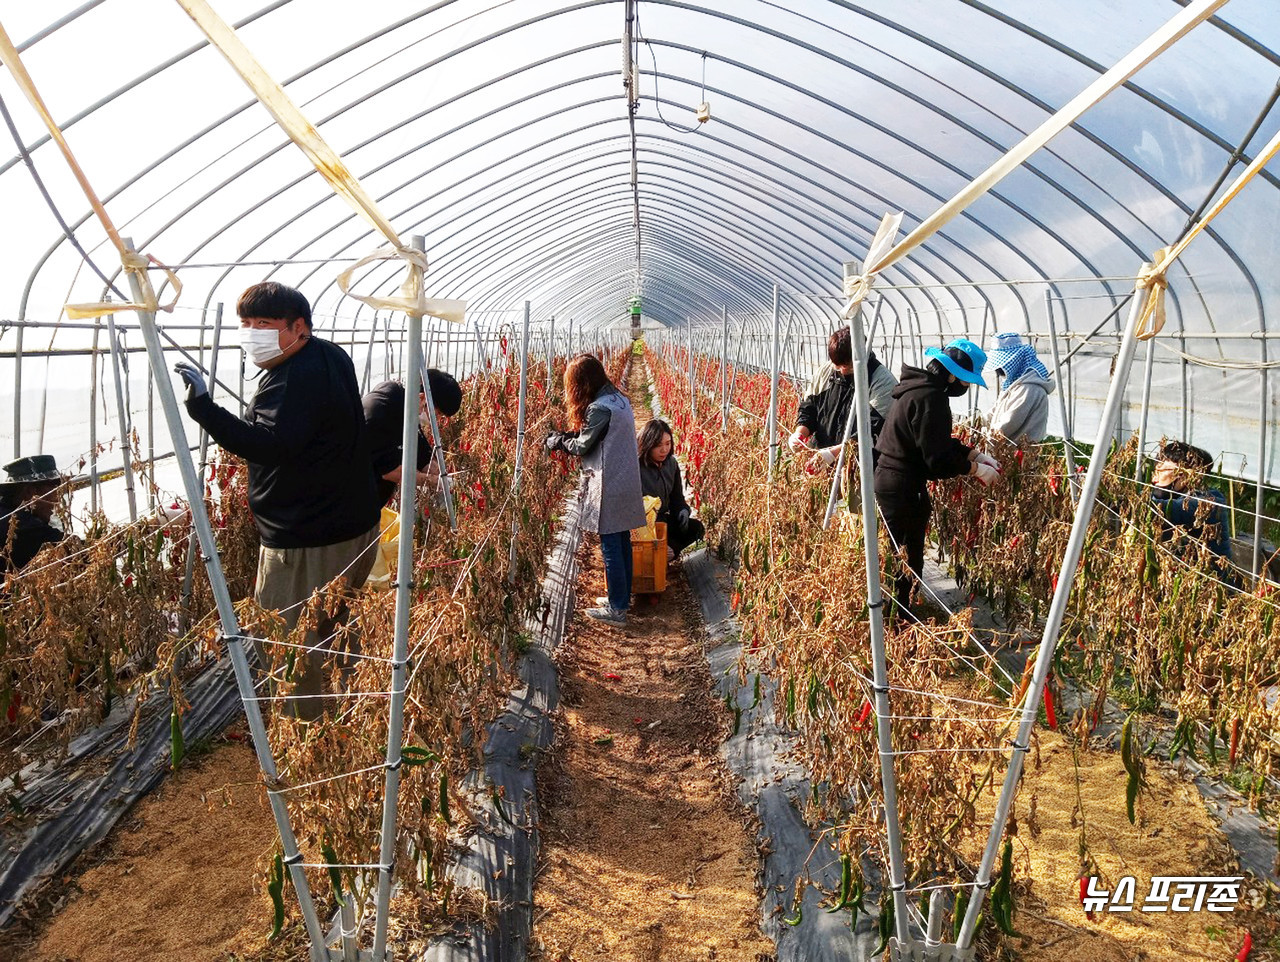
[531,361,771,962]
[1,733,278,962]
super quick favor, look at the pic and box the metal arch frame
[15,20,1229,355]
[808,1,1269,332]
[5,23,1198,332]
[10,2,1268,346]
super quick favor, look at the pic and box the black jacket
[796,354,887,448]
[0,501,64,571]
[363,381,433,505]
[873,365,972,488]
[187,336,380,548]
[639,455,690,524]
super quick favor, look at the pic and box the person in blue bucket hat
[986,332,1054,443]
[873,338,1001,615]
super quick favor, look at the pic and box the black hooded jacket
[795,352,887,448]
[873,364,972,488]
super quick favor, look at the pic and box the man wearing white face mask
[174,281,381,719]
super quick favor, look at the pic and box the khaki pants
[254,524,380,720]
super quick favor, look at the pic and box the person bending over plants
[874,338,1001,615]
[637,417,705,559]
[363,369,462,506]
[788,325,895,473]
[545,353,646,628]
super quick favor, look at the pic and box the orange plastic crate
[632,521,668,594]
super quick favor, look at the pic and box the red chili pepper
[1080,877,1093,920]
[6,692,20,724]
[731,591,741,611]
[1229,718,1241,766]
[603,672,622,682]
[1237,931,1252,961]
[1043,683,1057,730]
[853,700,872,731]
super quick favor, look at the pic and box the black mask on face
[945,380,970,398]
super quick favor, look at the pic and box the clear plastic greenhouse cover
[1,0,1279,486]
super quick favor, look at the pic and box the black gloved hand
[173,360,208,401]
[677,507,691,527]
[544,431,564,454]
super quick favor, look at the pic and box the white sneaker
[585,606,626,627]
[596,596,633,610]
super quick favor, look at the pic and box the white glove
[818,446,837,466]
[974,451,1001,472]
[972,461,1000,486]
[788,428,812,453]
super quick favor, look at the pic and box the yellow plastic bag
[632,496,663,542]
[366,507,401,589]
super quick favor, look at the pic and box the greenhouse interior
[1,1,1279,960]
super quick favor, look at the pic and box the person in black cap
[1150,440,1232,564]
[0,455,68,572]
[362,369,463,505]
[874,339,1001,615]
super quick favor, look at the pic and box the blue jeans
[598,530,633,612]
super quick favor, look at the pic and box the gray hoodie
[990,373,1054,443]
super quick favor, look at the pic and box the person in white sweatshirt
[987,332,1054,444]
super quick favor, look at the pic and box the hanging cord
[0,91,125,302]
[635,2,704,134]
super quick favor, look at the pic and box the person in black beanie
[363,369,463,505]
[874,338,1001,615]
[0,455,68,572]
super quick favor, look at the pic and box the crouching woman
[637,418,705,559]
[546,354,646,627]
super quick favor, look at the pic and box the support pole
[415,337,457,531]
[180,304,224,627]
[720,306,729,433]
[88,318,100,515]
[12,313,21,458]
[1135,336,1156,481]
[688,316,695,421]
[1043,291,1080,504]
[766,285,781,480]
[1254,361,1269,578]
[371,239,428,961]
[847,301,911,945]
[471,315,491,373]
[361,319,378,392]
[824,299,882,529]
[121,238,327,962]
[104,306,139,522]
[956,284,1148,951]
[509,301,531,584]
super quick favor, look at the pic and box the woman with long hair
[545,353,646,626]
[636,418,705,558]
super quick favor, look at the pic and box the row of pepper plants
[2,340,630,946]
[651,336,1279,948]
[227,343,631,944]
[647,343,1015,951]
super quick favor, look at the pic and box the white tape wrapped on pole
[839,0,1231,322]
[336,246,467,323]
